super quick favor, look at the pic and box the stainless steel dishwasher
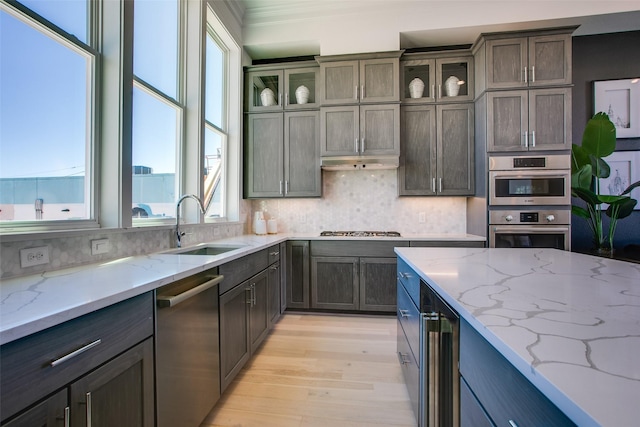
[155,270,224,427]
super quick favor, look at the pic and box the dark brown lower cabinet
[3,390,67,427]
[219,281,251,391]
[359,257,398,311]
[248,269,269,354]
[70,339,154,427]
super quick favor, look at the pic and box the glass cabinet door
[401,59,436,102]
[246,70,283,111]
[284,67,319,109]
[436,57,473,101]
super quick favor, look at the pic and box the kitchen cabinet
[244,110,321,198]
[401,53,474,103]
[317,52,402,105]
[279,241,288,314]
[248,269,270,354]
[286,240,310,309]
[0,293,154,426]
[480,32,572,91]
[219,246,281,390]
[485,87,571,152]
[310,240,409,312]
[245,62,319,112]
[320,104,400,157]
[459,318,575,426]
[219,280,251,391]
[399,103,474,195]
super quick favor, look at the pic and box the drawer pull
[50,339,102,367]
[508,421,519,427]
[270,251,280,256]
[399,309,410,318]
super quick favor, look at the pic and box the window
[132,0,180,220]
[204,30,227,218]
[0,1,95,225]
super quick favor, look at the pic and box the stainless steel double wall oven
[488,154,571,250]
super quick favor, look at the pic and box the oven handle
[491,225,570,233]
[489,171,570,179]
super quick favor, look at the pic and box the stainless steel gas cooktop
[319,231,402,237]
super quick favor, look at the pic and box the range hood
[320,155,399,171]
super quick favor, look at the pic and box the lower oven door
[490,225,570,250]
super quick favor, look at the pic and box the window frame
[0,0,99,232]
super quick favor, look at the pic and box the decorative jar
[408,78,425,98]
[260,88,277,106]
[444,75,461,97]
[295,85,310,104]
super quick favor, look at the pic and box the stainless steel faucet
[175,194,205,248]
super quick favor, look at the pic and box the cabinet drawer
[397,257,420,306]
[267,244,281,265]
[0,293,153,422]
[311,240,408,257]
[459,320,575,426]
[396,281,420,364]
[397,321,419,424]
[219,249,269,294]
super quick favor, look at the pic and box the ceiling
[235,0,640,60]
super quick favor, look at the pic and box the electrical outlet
[419,212,426,223]
[20,246,50,268]
[91,239,110,255]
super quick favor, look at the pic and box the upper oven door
[489,170,570,206]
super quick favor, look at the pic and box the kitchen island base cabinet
[459,319,575,427]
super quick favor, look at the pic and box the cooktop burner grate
[320,231,402,237]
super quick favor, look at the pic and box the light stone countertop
[395,247,640,427]
[0,233,483,345]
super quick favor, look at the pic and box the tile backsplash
[252,170,467,235]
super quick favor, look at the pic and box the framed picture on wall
[593,78,640,138]
[600,151,640,210]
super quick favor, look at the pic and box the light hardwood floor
[202,313,417,427]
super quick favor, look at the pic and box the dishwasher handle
[157,275,224,308]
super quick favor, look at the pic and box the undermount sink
[170,245,246,256]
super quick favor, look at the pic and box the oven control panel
[490,210,570,225]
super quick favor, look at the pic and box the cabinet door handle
[50,339,102,367]
[285,93,289,106]
[531,130,536,147]
[531,66,535,83]
[523,66,528,83]
[59,406,70,427]
[431,84,435,98]
[397,351,411,365]
[279,180,283,195]
[354,85,358,100]
[438,84,442,99]
[438,177,442,193]
[285,180,289,195]
[523,132,528,148]
[399,309,410,318]
[508,421,519,427]
[278,92,282,106]
[354,138,359,153]
[361,84,364,100]
[361,137,365,153]
[86,392,92,427]
[432,177,436,193]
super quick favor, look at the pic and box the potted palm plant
[571,112,640,255]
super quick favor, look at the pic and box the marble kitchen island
[396,247,640,426]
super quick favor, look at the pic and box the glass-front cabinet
[245,62,319,112]
[401,52,473,103]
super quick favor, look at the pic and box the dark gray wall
[571,30,640,252]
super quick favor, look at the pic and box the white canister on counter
[255,219,267,235]
[267,219,278,234]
